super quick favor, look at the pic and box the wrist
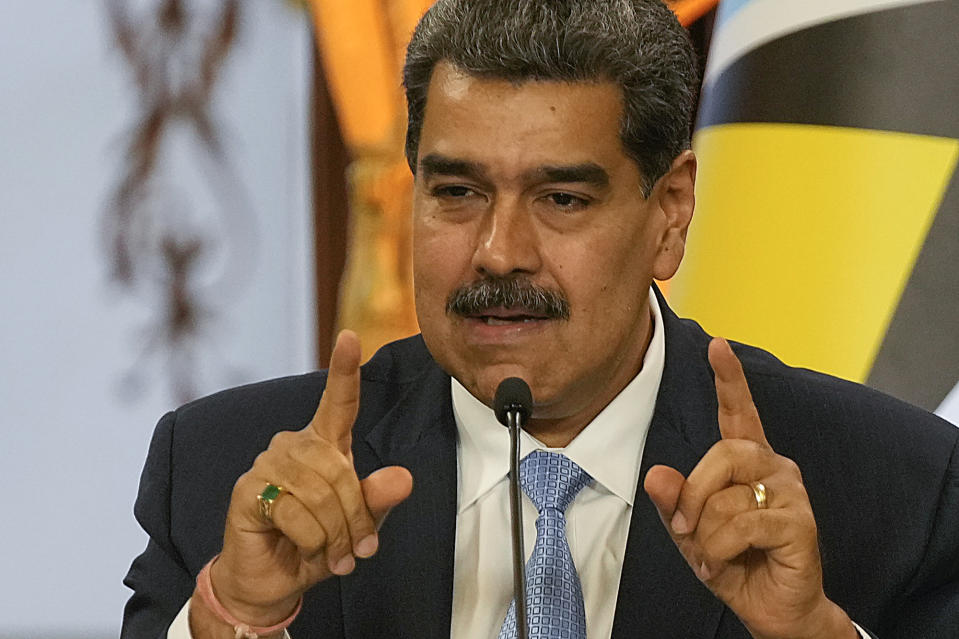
[748,597,858,639]
[787,598,858,639]
[806,599,858,639]
[193,555,301,638]
[189,593,288,639]
[208,556,301,628]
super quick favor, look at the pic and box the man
[122,1,959,638]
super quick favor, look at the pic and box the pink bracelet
[195,556,303,639]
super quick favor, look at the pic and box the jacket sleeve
[884,432,959,638]
[121,411,197,639]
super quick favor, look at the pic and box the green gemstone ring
[256,483,286,524]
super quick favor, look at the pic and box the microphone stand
[507,407,528,639]
[495,377,532,639]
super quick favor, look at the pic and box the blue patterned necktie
[498,450,594,639]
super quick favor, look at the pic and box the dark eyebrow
[533,163,610,189]
[418,153,487,181]
[418,154,610,189]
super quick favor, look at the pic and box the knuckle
[781,456,803,480]
[710,439,749,471]
[331,451,364,489]
[269,429,297,450]
[288,518,329,554]
[318,484,342,512]
[230,472,257,504]
[283,463,308,490]
[699,539,722,564]
[677,482,705,512]
[297,480,334,514]
[705,490,740,519]
[294,441,360,492]
[298,541,325,558]
[699,495,720,521]
[794,502,817,532]
[307,488,350,548]
[290,436,331,466]
[739,438,765,456]
[710,439,734,457]
[288,524,327,557]
[297,529,328,558]
[251,448,275,470]
[319,440,355,474]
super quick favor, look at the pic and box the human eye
[432,184,477,199]
[545,191,590,211]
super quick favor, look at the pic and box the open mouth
[467,307,550,325]
[478,315,546,325]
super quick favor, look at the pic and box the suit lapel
[333,295,733,637]
[340,362,458,639]
[611,295,728,638]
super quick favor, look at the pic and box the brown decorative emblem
[104,0,258,403]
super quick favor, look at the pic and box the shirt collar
[452,288,666,513]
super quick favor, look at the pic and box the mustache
[445,276,571,320]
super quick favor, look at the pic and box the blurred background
[0,1,954,637]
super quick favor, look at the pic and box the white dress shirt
[449,288,665,639]
[167,289,868,638]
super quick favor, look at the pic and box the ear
[650,150,696,281]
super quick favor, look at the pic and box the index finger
[708,337,769,446]
[310,329,362,453]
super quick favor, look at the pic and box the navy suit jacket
[122,297,959,638]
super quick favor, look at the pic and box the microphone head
[493,377,533,427]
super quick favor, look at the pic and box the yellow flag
[671,0,959,420]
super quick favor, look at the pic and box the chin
[425,328,565,405]
[485,368,566,412]
[474,368,525,406]
[457,364,534,407]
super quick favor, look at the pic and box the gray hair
[402,0,699,197]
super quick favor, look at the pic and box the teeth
[483,317,538,325]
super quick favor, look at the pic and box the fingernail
[354,534,378,558]
[331,555,355,575]
[699,560,712,580]
[670,511,689,534]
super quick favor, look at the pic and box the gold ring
[256,483,286,524]
[750,482,768,510]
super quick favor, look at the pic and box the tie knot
[519,450,593,514]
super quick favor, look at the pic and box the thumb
[361,465,414,525]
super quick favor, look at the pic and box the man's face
[412,62,693,436]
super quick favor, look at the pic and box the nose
[470,199,542,278]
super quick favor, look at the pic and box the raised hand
[644,338,856,639]
[192,330,414,634]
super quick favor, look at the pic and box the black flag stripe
[698,1,959,139]
[866,168,959,411]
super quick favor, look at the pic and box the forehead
[417,62,633,178]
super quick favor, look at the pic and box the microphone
[494,377,532,639]
[494,377,533,426]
